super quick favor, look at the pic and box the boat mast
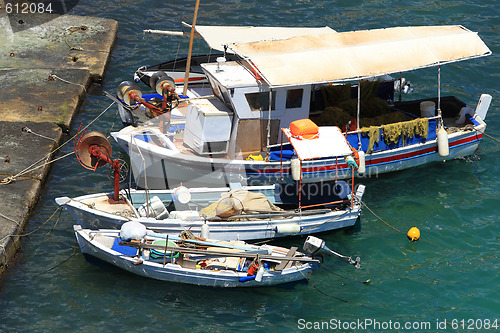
[183,0,200,97]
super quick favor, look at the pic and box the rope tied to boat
[22,126,57,142]
[48,74,87,93]
[479,130,500,144]
[355,197,446,249]
[0,101,115,185]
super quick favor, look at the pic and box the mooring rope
[49,74,87,93]
[0,100,116,185]
[22,126,57,142]
[0,206,65,263]
[481,131,500,144]
[357,198,446,249]
[359,200,400,232]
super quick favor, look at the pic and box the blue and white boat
[57,181,365,241]
[111,24,492,189]
[73,224,325,287]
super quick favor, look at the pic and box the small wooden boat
[73,224,329,287]
[57,181,365,241]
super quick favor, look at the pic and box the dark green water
[1,1,499,332]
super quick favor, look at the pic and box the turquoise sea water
[1,1,499,332]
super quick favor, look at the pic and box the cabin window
[286,89,303,109]
[245,91,276,112]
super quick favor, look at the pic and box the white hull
[113,120,486,189]
[57,186,364,241]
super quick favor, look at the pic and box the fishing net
[200,189,282,218]
[360,126,380,154]
[381,118,429,145]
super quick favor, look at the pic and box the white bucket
[172,186,191,204]
[137,196,168,219]
[420,101,435,118]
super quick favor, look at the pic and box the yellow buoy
[407,227,420,241]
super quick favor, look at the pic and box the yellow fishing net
[381,118,428,146]
[360,126,380,154]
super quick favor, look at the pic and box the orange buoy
[407,227,420,242]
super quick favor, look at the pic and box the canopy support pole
[265,89,272,159]
[280,130,283,183]
[357,79,362,150]
[182,0,200,97]
[437,64,442,123]
[298,159,302,212]
[398,72,402,102]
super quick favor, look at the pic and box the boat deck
[81,195,135,217]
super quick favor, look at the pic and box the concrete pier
[0,11,117,277]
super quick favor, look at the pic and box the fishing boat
[111,24,492,189]
[73,224,343,287]
[56,130,365,241]
[57,181,365,241]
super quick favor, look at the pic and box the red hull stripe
[174,77,205,83]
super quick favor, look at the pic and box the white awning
[283,127,352,160]
[227,25,491,87]
[194,25,336,52]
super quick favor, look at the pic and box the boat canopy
[194,25,336,52]
[225,25,491,87]
[283,126,353,161]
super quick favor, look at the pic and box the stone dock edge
[0,12,118,278]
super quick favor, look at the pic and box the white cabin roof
[283,126,353,160]
[225,25,491,87]
[201,61,257,88]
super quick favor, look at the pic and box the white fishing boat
[74,224,318,287]
[57,181,365,241]
[57,130,365,240]
[111,24,492,189]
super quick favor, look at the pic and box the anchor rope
[298,269,348,303]
[29,246,81,279]
[357,197,446,249]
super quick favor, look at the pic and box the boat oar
[303,236,361,268]
[120,241,320,263]
[146,231,263,253]
[204,208,333,221]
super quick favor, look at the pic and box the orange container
[290,119,319,139]
[247,261,259,276]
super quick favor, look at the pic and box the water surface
[1,1,499,332]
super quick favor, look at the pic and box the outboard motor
[303,236,361,268]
